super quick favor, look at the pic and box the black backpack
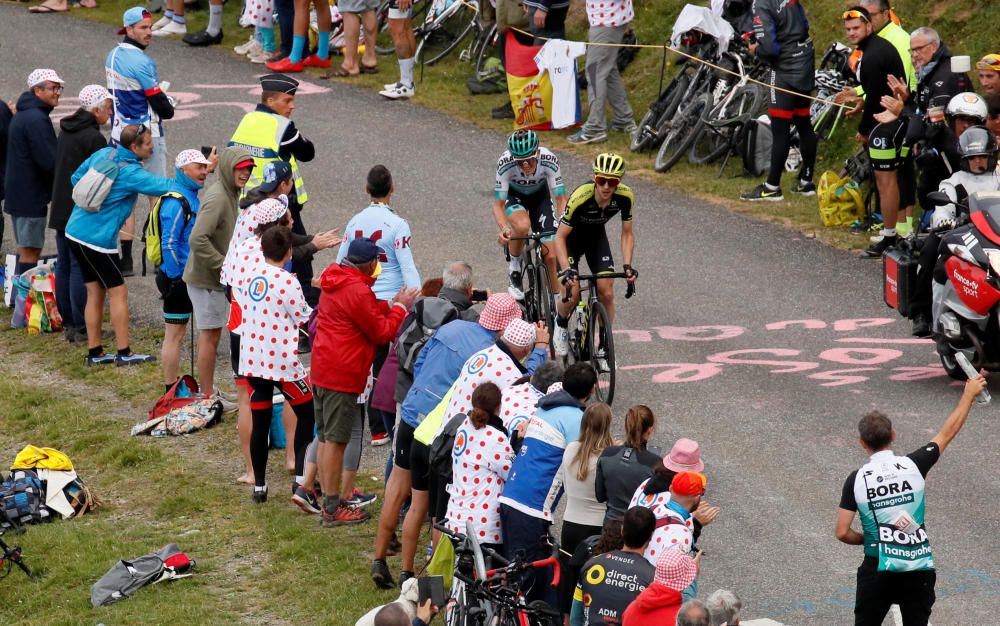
[396,296,461,376]
[739,117,773,177]
[429,414,469,484]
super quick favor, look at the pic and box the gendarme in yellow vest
[229,110,308,205]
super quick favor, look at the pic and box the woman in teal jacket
[65,124,172,367]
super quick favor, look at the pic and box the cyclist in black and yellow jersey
[553,152,637,356]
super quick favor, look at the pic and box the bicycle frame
[506,233,555,329]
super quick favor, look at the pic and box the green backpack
[143,192,191,274]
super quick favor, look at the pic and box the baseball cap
[662,438,704,473]
[502,319,537,348]
[346,238,384,264]
[250,198,288,226]
[654,549,698,592]
[27,69,64,89]
[478,293,522,332]
[78,84,111,109]
[257,161,293,194]
[234,157,256,170]
[670,471,707,497]
[118,7,152,34]
[976,54,1000,72]
[175,149,212,168]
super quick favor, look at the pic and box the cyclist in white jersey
[493,129,567,302]
[835,376,986,626]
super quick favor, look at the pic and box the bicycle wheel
[632,71,691,152]
[534,262,553,335]
[588,301,616,404]
[688,85,763,165]
[472,23,499,79]
[414,0,480,66]
[522,260,540,324]
[654,91,712,173]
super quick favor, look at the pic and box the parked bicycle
[562,273,635,405]
[435,521,561,626]
[505,233,555,333]
[413,0,482,66]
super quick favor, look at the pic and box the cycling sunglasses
[594,176,620,189]
[516,156,538,166]
[842,9,870,22]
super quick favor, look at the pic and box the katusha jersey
[841,444,940,573]
[495,147,565,200]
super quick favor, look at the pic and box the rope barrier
[509,27,855,111]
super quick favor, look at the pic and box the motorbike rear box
[884,246,918,316]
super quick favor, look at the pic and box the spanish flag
[505,31,554,130]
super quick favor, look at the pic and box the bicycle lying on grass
[435,521,561,626]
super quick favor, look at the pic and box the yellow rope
[509,27,855,111]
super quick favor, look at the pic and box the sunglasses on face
[516,157,538,167]
[842,9,870,23]
[594,176,620,189]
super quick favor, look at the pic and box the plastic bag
[426,533,455,590]
[817,170,864,227]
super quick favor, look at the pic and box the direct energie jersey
[495,147,565,200]
[561,182,634,230]
[840,444,940,572]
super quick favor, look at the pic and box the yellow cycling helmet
[592,152,626,179]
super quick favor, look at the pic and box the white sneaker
[248,49,274,64]
[153,21,188,36]
[152,15,173,30]
[553,326,569,356]
[507,271,524,301]
[234,36,257,55]
[379,82,415,100]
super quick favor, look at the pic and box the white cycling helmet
[945,92,988,123]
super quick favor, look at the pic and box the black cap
[260,73,299,95]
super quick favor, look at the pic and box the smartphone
[471,289,488,302]
[418,575,446,608]
[200,146,214,159]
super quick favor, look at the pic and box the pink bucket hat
[663,438,704,473]
[478,293,522,332]
[654,549,698,591]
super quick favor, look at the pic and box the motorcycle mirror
[927,191,951,206]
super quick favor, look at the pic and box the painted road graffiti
[615,318,952,388]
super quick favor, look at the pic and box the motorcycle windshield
[968,191,1000,245]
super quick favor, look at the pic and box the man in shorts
[155,149,215,392]
[379,0,419,99]
[4,69,63,279]
[325,0,380,77]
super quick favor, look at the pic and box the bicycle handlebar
[561,272,637,302]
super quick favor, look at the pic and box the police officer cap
[260,74,299,95]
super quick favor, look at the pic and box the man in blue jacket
[156,148,216,391]
[66,123,174,366]
[4,69,63,278]
[499,362,597,607]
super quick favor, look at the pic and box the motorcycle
[927,191,1000,378]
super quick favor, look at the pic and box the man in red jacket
[312,238,419,526]
[622,548,702,625]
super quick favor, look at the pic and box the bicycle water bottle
[575,301,587,336]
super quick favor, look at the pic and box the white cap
[78,84,112,110]
[175,149,212,168]
[27,69,65,89]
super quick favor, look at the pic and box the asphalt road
[2,6,997,623]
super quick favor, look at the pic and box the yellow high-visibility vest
[228,110,308,205]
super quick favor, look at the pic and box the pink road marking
[619,363,722,383]
[888,366,949,382]
[705,349,820,374]
[831,318,896,331]
[818,348,904,365]
[653,325,745,341]
[765,319,827,331]
[613,329,653,343]
[189,80,332,95]
[836,337,934,345]
[808,368,880,387]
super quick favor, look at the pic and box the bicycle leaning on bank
[435,521,561,626]
[562,273,636,405]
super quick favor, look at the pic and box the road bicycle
[413,0,482,66]
[435,521,561,626]
[505,233,555,333]
[465,21,498,80]
[562,273,636,405]
[0,518,36,580]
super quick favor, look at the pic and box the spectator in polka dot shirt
[568,0,637,145]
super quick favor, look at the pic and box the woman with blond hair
[595,404,662,524]
[554,402,614,617]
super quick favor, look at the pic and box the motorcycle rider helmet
[507,130,539,160]
[946,92,988,128]
[958,125,999,174]
[592,152,626,179]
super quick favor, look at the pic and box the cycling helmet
[507,130,539,159]
[945,92,988,124]
[592,152,626,178]
[958,125,998,173]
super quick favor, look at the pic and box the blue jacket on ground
[158,168,203,279]
[4,91,57,218]
[65,145,172,253]
[400,320,546,428]
[499,389,585,521]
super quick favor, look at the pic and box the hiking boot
[116,352,157,367]
[371,559,395,589]
[567,130,608,145]
[86,352,116,367]
[386,533,402,557]
[345,489,377,508]
[371,431,390,447]
[740,184,783,202]
[508,270,524,301]
[791,180,817,196]
[399,570,416,588]
[911,313,932,338]
[292,486,321,514]
[252,487,268,504]
[861,235,898,258]
[321,503,370,527]
[492,101,514,119]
